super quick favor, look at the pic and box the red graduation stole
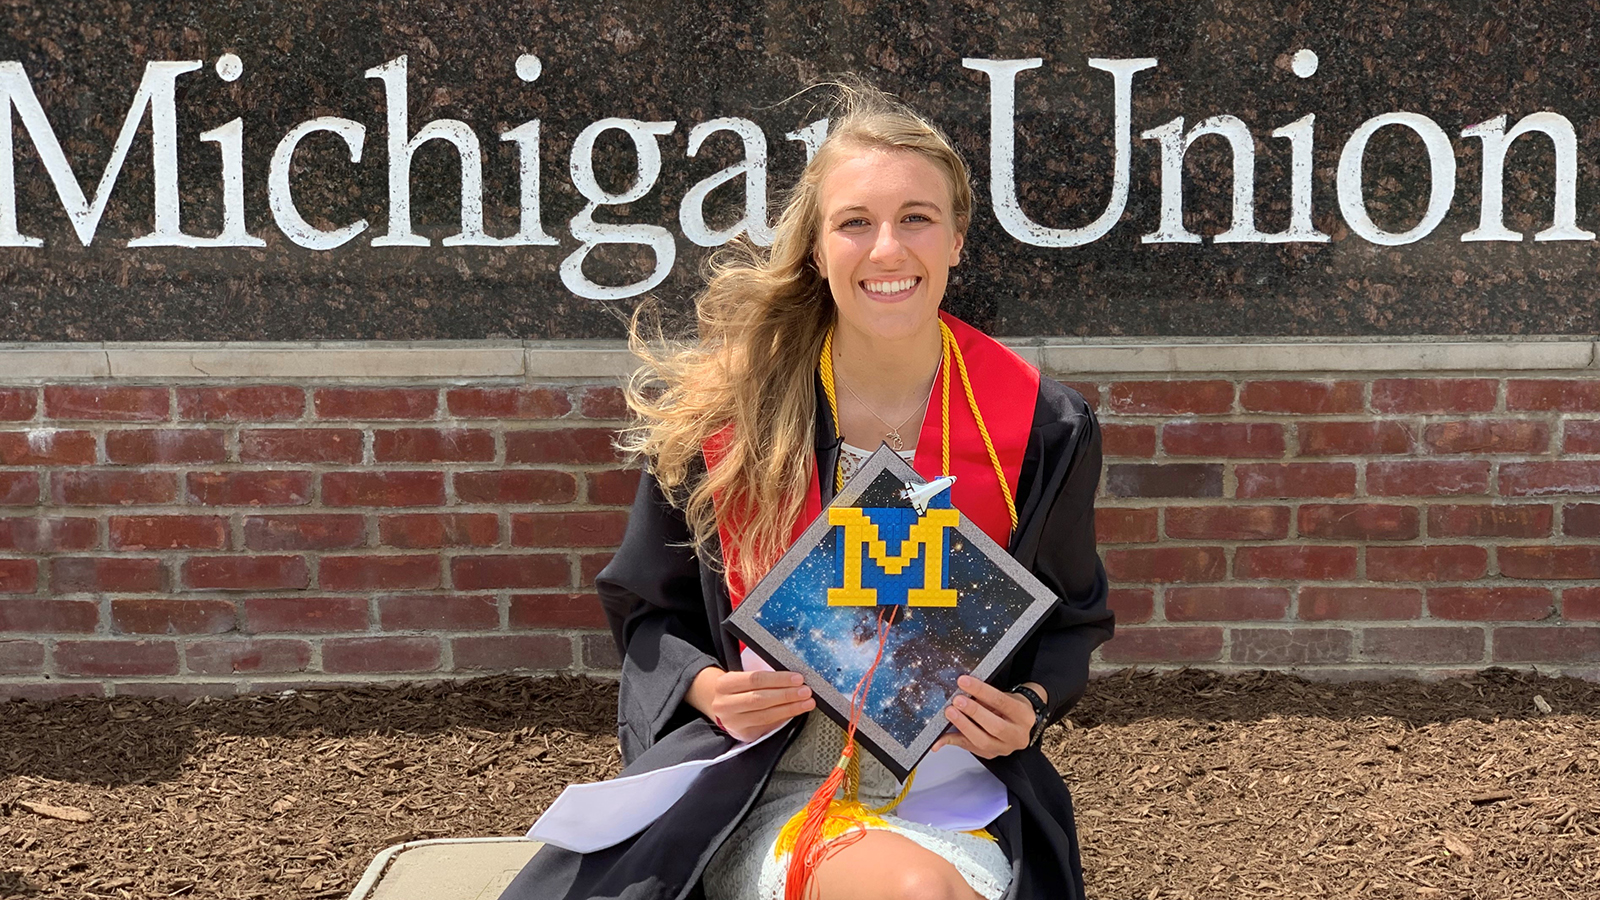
[707,312,1041,608]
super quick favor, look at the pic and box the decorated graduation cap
[725,444,1060,781]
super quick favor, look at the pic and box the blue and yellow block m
[827,505,959,607]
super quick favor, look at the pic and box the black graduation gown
[499,375,1112,900]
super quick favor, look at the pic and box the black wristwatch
[1011,684,1050,747]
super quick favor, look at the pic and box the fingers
[931,727,971,755]
[942,676,1032,758]
[945,702,1027,757]
[717,683,812,715]
[932,732,976,756]
[713,670,810,714]
[746,697,816,725]
[943,704,1007,758]
[710,669,814,741]
[958,675,1034,728]
[719,669,804,693]
[949,692,1010,734]
[720,696,815,741]
[954,674,1011,707]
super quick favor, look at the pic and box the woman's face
[813,148,964,346]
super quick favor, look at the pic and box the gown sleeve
[1000,380,1114,728]
[595,469,721,763]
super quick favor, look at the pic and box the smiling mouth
[862,277,920,297]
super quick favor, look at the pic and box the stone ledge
[522,343,639,380]
[0,342,528,380]
[107,345,528,379]
[0,338,1593,381]
[1039,341,1596,374]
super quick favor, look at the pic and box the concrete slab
[2,339,1594,381]
[522,342,639,380]
[0,347,113,378]
[347,837,542,900]
[106,343,527,379]
[1040,340,1597,374]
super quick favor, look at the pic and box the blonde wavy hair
[618,82,973,589]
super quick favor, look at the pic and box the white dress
[701,443,1013,900]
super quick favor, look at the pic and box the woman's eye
[904,214,932,224]
[839,218,869,229]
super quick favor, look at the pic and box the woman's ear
[949,231,965,267]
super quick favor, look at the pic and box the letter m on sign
[827,507,959,607]
[0,60,198,246]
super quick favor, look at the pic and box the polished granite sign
[2,1,1599,340]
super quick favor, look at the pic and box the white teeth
[864,277,917,294]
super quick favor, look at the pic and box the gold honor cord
[819,321,1017,529]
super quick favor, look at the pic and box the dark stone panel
[3,1,1600,339]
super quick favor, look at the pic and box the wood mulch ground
[2,669,1597,899]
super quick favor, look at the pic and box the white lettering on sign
[268,117,369,250]
[0,60,202,246]
[563,117,678,300]
[1337,112,1456,246]
[784,119,829,163]
[0,51,1595,297]
[198,55,265,245]
[1267,114,1330,243]
[1461,113,1592,242]
[498,120,560,247]
[962,57,1156,247]
[195,118,266,248]
[494,53,560,247]
[680,117,774,247]
[1141,115,1270,243]
[367,56,506,247]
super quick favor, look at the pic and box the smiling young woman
[819,148,961,456]
[498,82,1111,900]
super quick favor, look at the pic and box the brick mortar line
[1101,535,1598,546]
[0,668,629,692]
[1083,662,1600,679]
[1108,578,1600,587]
[1,667,612,691]
[66,618,628,635]
[1121,610,1587,623]
[14,625,602,660]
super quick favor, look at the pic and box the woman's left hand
[931,675,1040,758]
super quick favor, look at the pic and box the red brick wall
[1087,376,1600,676]
[0,373,1596,699]
[0,382,637,700]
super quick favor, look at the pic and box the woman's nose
[869,222,906,263]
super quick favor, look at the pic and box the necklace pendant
[887,430,904,451]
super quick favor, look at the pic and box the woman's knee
[884,863,975,900]
[811,831,981,900]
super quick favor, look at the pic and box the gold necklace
[835,359,939,451]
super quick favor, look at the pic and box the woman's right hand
[686,666,815,742]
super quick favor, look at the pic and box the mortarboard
[725,445,1061,780]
